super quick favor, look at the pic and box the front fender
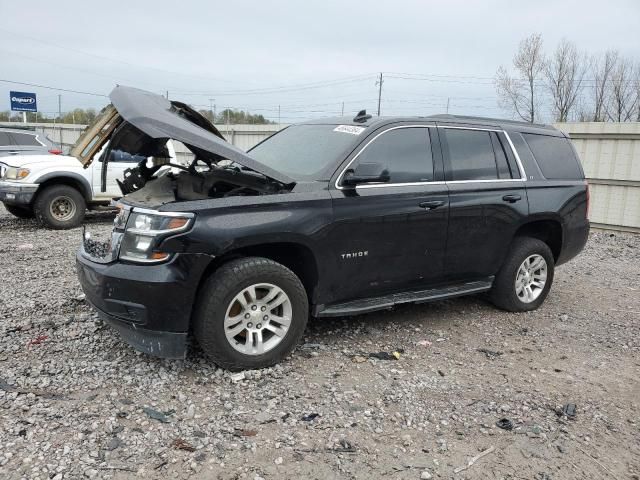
[32,170,93,201]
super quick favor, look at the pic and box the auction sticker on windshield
[333,125,366,135]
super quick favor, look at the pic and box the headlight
[5,167,30,180]
[119,209,193,263]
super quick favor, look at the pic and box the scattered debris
[477,348,503,359]
[234,428,258,437]
[417,340,432,347]
[421,471,433,480]
[301,413,320,422]
[453,445,495,474]
[369,350,402,360]
[142,407,171,423]
[171,438,195,452]
[562,403,577,419]
[17,243,34,250]
[230,372,246,383]
[274,456,283,465]
[437,369,445,377]
[352,355,367,363]
[27,334,48,346]
[496,418,514,430]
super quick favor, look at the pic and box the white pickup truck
[0,145,177,229]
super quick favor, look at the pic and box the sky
[1,0,639,123]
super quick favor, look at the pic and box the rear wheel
[34,184,86,229]
[490,237,555,312]
[3,204,34,219]
[194,257,309,370]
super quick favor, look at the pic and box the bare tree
[496,34,545,123]
[544,39,587,122]
[589,50,618,121]
[607,57,637,121]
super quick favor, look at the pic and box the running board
[316,279,493,317]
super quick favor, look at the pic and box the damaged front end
[72,86,295,209]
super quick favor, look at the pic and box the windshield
[248,124,362,180]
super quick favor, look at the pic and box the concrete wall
[3,121,639,232]
[555,122,640,232]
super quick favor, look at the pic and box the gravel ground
[0,203,638,480]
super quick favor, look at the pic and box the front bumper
[0,180,39,206]
[76,250,211,359]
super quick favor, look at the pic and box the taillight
[48,149,63,155]
[585,180,590,220]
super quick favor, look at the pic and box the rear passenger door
[439,125,528,280]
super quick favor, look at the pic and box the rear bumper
[76,250,211,359]
[0,180,38,206]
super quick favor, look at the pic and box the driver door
[326,125,449,304]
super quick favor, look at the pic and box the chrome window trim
[335,125,435,190]
[334,124,528,190]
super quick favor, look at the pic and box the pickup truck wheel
[3,204,35,219]
[489,237,555,312]
[194,257,309,371]
[34,185,86,229]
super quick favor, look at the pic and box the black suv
[76,87,589,370]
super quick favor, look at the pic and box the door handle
[419,200,445,210]
[502,194,522,203]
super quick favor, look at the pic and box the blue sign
[10,91,37,112]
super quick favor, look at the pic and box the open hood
[71,86,294,186]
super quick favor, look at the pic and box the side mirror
[342,162,390,187]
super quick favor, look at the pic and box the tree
[589,50,618,121]
[544,39,587,122]
[211,108,274,125]
[607,58,637,121]
[496,33,546,123]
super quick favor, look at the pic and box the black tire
[3,203,34,219]
[489,237,555,312]
[193,257,309,371]
[34,184,86,229]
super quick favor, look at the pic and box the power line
[0,79,108,97]
[0,28,238,85]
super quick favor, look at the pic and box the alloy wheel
[223,283,292,355]
[515,254,547,303]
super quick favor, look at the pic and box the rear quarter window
[522,133,583,180]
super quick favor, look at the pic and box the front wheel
[490,237,555,312]
[34,184,86,229]
[3,203,34,219]
[194,257,309,370]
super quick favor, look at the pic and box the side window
[0,132,11,146]
[444,128,498,181]
[9,132,42,146]
[522,133,583,180]
[110,150,146,163]
[352,127,433,183]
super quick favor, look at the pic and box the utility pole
[278,105,281,127]
[341,102,344,116]
[376,72,383,116]
[446,97,450,114]
[58,94,63,148]
[165,90,169,100]
[209,98,215,123]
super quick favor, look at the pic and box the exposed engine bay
[70,86,296,207]
[120,158,291,207]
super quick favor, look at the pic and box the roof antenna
[353,109,372,123]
